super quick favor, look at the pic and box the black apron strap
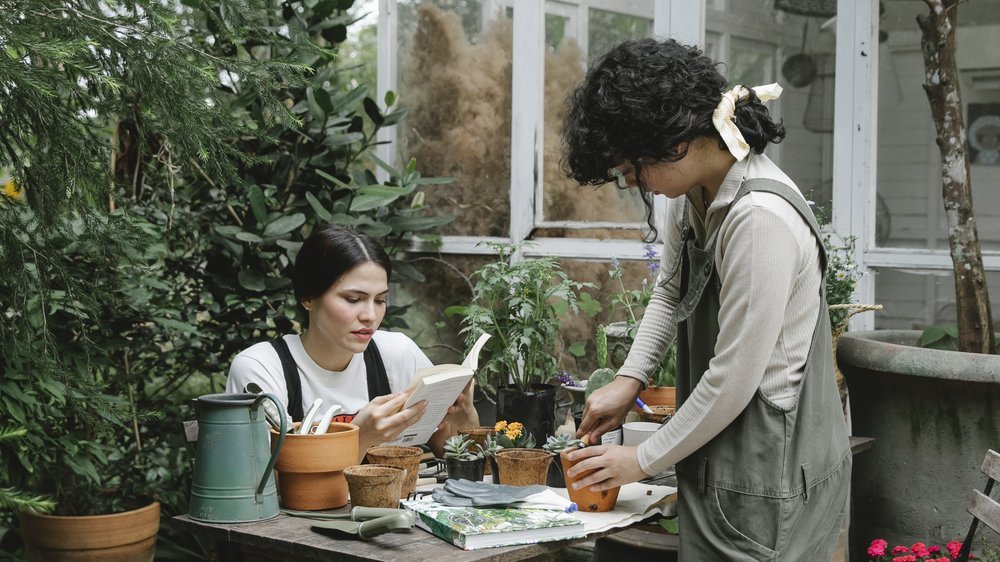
[270,338,304,422]
[364,339,392,400]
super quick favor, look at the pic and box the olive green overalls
[672,178,851,561]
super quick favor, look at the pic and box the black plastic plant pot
[545,454,565,488]
[488,457,501,484]
[496,383,556,448]
[445,457,485,482]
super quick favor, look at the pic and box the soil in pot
[561,450,620,512]
[496,449,552,486]
[365,445,423,499]
[271,422,359,510]
[344,464,405,508]
[20,501,160,562]
[445,457,485,482]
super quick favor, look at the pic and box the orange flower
[494,421,508,432]
[2,179,23,201]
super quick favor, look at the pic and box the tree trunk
[917,0,996,354]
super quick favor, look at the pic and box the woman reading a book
[226,224,478,458]
[561,39,851,559]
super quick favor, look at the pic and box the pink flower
[912,543,930,557]
[937,557,950,562]
[946,540,962,558]
[892,545,910,555]
[869,539,889,557]
[892,555,916,562]
[928,545,942,554]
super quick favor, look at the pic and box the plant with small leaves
[479,433,504,459]
[443,434,482,461]
[542,433,583,454]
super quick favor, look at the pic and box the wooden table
[174,509,597,562]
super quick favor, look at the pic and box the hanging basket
[775,0,836,18]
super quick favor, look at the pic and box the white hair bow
[712,83,783,161]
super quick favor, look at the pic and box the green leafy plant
[443,434,483,461]
[541,433,583,454]
[449,242,590,393]
[479,433,504,459]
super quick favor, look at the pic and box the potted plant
[443,435,485,482]
[601,248,677,407]
[480,433,505,485]
[560,438,621,513]
[486,421,536,483]
[450,242,589,446]
[541,434,584,488]
[836,0,1000,551]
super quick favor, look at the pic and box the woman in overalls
[562,38,851,560]
[226,224,478,458]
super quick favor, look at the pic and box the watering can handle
[254,392,287,497]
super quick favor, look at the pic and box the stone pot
[271,422,359,510]
[344,464,405,508]
[20,501,160,562]
[838,330,1000,553]
[496,448,552,486]
[561,450,620,512]
[365,445,423,499]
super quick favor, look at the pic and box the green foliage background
[0,1,448,557]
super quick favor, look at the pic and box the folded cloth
[431,479,577,512]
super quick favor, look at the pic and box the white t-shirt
[225,331,432,423]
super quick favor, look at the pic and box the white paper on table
[552,482,677,534]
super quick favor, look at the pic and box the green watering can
[189,392,287,523]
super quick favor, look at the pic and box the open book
[401,499,585,550]
[387,333,491,446]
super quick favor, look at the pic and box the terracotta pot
[495,448,552,486]
[271,422,359,510]
[20,501,160,562]
[639,385,676,408]
[561,450,620,512]
[365,445,423,498]
[458,426,495,474]
[638,405,674,424]
[344,464,405,508]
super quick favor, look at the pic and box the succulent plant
[480,433,504,458]
[542,433,584,453]
[443,434,483,460]
[586,325,617,399]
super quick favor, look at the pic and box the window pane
[539,1,653,234]
[397,1,512,237]
[876,0,1000,250]
[873,269,1000,330]
[708,0,836,221]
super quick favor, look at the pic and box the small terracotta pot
[560,450,620,512]
[639,385,676,407]
[365,445,423,498]
[638,405,675,424]
[344,464,405,508]
[271,422,359,510]
[459,426,495,474]
[20,501,160,562]
[495,448,552,486]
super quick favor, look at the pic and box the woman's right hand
[352,392,427,455]
[576,376,643,444]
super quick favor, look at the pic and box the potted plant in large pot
[836,0,999,553]
[449,242,589,447]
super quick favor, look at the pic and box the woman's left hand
[563,445,648,492]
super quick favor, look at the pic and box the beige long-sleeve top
[619,154,823,476]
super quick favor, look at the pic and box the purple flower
[610,256,620,270]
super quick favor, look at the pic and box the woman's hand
[576,376,642,444]
[564,444,648,492]
[352,392,427,456]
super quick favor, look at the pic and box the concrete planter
[837,330,1000,557]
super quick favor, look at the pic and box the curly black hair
[560,38,785,235]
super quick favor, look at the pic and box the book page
[388,333,491,446]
